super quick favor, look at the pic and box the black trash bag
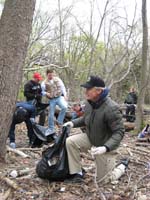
[31,123,56,147]
[36,126,70,181]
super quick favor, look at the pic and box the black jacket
[124,92,137,104]
[24,80,42,102]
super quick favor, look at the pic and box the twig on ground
[131,149,150,157]
[131,172,150,199]
[130,158,147,166]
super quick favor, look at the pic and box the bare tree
[136,0,148,131]
[0,0,35,162]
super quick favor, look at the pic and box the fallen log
[9,167,35,178]
[0,188,12,200]
[119,104,150,115]
[136,142,150,147]
[0,176,20,190]
[124,122,135,131]
[17,147,42,151]
[6,146,30,158]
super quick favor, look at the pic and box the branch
[7,146,30,158]
[0,188,12,200]
[0,176,20,190]
[23,63,69,72]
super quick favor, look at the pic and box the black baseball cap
[80,76,105,89]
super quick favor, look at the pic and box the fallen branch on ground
[127,144,150,154]
[9,167,35,178]
[6,146,30,158]
[17,147,42,151]
[0,188,12,200]
[136,143,150,147]
[0,176,20,190]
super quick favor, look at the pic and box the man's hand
[63,121,74,128]
[46,92,51,99]
[90,146,107,156]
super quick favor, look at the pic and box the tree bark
[0,0,36,162]
[136,0,148,131]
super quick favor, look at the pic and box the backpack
[36,126,70,181]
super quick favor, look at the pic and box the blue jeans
[16,102,36,118]
[71,112,78,119]
[48,96,68,131]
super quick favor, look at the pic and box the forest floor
[0,120,150,200]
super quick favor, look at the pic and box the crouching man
[8,102,36,148]
[63,75,124,183]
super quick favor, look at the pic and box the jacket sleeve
[104,106,125,151]
[24,82,35,99]
[72,116,85,128]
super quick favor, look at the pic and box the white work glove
[63,121,74,128]
[90,146,107,156]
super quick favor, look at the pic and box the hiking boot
[64,174,84,183]
[9,142,16,149]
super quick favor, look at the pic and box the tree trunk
[136,0,148,131]
[0,0,36,162]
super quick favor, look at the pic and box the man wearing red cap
[24,72,45,125]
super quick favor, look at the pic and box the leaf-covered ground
[0,122,150,200]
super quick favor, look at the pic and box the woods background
[0,0,149,159]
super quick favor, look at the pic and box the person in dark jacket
[9,102,36,149]
[63,76,124,183]
[124,87,138,122]
[24,72,46,125]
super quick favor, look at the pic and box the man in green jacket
[63,75,124,183]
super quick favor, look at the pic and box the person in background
[9,102,36,149]
[124,87,138,122]
[71,103,85,119]
[24,72,46,125]
[41,69,68,133]
[63,75,124,183]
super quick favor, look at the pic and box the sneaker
[64,174,84,183]
[9,142,16,149]
[45,128,55,136]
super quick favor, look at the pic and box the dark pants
[126,104,136,122]
[28,101,47,126]
[9,118,35,144]
[38,110,46,126]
